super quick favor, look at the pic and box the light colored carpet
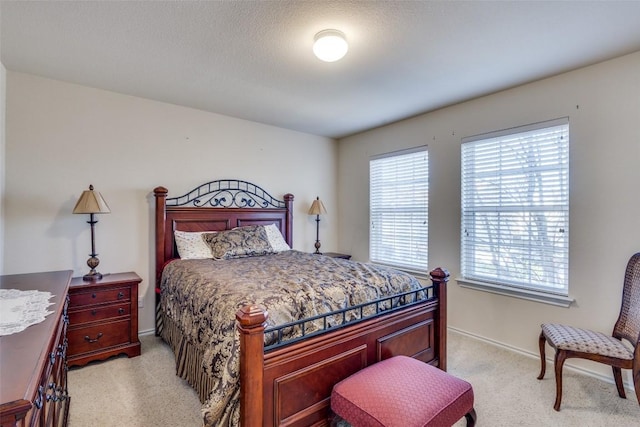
[67,331,639,426]
[448,330,639,427]
[67,335,202,426]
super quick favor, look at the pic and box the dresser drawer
[69,286,130,307]
[68,303,130,325]
[67,319,131,355]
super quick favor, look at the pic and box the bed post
[154,186,168,332]
[236,305,268,427]
[154,187,168,288]
[283,193,294,247]
[430,267,449,371]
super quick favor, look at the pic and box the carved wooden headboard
[153,179,294,288]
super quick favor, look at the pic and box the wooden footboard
[237,268,449,427]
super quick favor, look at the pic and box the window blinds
[370,146,428,273]
[461,118,569,294]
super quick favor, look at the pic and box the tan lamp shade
[308,197,327,216]
[73,185,111,214]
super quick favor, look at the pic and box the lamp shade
[73,185,111,214]
[308,197,327,216]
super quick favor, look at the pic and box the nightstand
[320,252,352,260]
[67,272,141,367]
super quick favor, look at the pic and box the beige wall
[338,51,640,384]
[0,63,5,275]
[4,72,338,333]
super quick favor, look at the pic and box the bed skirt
[159,309,216,404]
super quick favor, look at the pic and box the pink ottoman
[331,356,476,427]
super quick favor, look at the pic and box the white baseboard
[448,326,635,394]
[138,328,156,337]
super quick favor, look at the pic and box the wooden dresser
[67,272,141,367]
[0,270,72,427]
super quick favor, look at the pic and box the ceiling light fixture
[313,29,348,62]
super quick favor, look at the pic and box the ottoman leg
[465,408,477,426]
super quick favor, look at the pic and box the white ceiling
[2,1,640,139]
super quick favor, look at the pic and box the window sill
[456,278,574,308]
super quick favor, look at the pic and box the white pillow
[174,230,214,259]
[264,224,291,252]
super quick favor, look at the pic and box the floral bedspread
[159,250,423,426]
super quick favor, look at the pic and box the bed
[154,179,448,427]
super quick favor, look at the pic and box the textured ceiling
[2,1,640,139]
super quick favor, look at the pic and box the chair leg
[613,367,627,399]
[465,408,477,427]
[633,365,640,406]
[553,350,567,411]
[537,331,547,380]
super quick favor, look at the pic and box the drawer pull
[92,293,97,298]
[117,291,125,299]
[46,382,59,402]
[118,307,125,315]
[57,343,67,359]
[84,332,103,343]
[91,309,97,316]
[34,385,44,409]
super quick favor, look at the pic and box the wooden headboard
[154,179,294,287]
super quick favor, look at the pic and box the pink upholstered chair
[537,252,640,411]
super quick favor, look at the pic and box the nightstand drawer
[68,303,130,325]
[68,272,141,367]
[67,319,131,355]
[70,286,130,306]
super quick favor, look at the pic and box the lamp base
[83,270,103,281]
[83,254,102,281]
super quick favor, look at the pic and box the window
[370,146,428,274]
[460,118,570,302]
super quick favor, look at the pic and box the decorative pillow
[203,225,275,260]
[264,223,291,252]
[174,230,214,260]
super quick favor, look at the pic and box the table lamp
[308,197,327,254]
[73,185,111,281]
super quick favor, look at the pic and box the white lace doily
[0,289,55,336]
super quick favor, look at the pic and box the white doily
[0,289,55,336]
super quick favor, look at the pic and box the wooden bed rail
[237,267,449,427]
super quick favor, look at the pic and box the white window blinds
[461,118,569,294]
[370,146,428,273]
